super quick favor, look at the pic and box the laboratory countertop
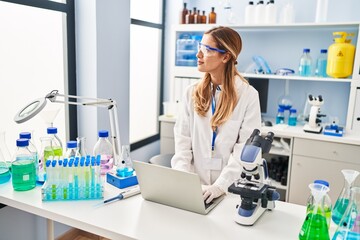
[159,115,360,145]
[0,180,309,240]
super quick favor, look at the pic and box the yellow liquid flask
[299,183,330,240]
[326,32,355,78]
[333,187,360,239]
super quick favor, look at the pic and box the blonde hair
[193,26,247,131]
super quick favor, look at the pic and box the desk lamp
[14,90,122,165]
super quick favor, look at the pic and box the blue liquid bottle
[299,48,312,77]
[12,139,36,191]
[315,49,328,78]
[288,108,297,126]
[276,107,285,124]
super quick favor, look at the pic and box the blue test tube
[45,160,52,200]
[90,156,95,198]
[51,159,57,200]
[85,160,90,199]
[96,155,101,198]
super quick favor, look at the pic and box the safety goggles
[197,42,226,56]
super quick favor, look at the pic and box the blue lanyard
[211,95,217,152]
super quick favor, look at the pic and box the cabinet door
[289,155,360,206]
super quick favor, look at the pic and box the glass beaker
[0,131,12,168]
[0,148,11,184]
[76,137,88,157]
[333,187,360,239]
[299,183,330,240]
[332,169,360,225]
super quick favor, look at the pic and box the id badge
[203,157,222,170]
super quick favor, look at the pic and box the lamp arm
[46,90,122,166]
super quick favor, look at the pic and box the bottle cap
[67,140,77,149]
[98,130,109,137]
[320,49,327,54]
[47,127,58,134]
[19,132,31,139]
[16,138,29,147]
[278,107,285,112]
[303,48,310,53]
[290,108,297,113]
[249,1,254,5]
[314,179,330,187]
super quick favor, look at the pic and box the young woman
[171,26,262,203]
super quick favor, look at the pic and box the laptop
[133,160,224,215]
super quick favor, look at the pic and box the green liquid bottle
[12,139,36,191]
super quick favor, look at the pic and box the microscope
[228,129,280,226]
[303,94,326,134]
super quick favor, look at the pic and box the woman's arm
[214,89,262,192]
[171,85,194,172]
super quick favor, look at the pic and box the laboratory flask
[76,137,88,157]
[117,145,134,177]
[0,131,12,168]
[0,148,11,184]
[332,169,360,225]
[306,180,332,228]
[299,183,330,240]
[65,140,80,159]
[12,139,36,191]
[333,187,360,239]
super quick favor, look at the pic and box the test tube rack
[41,155,104,201]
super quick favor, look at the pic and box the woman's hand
[202,184,224,204]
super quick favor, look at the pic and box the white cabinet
[288,138,360,205]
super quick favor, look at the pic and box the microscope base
[234,204,267,226]
[303,124,323,134]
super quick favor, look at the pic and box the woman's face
[196,34,227,76]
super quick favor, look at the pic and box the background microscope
[228,129,280,226]
[303,94,326,134]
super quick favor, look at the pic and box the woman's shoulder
[235,75,258,97]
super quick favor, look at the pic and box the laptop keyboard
[204,200,214,209]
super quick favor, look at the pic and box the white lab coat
[171,76,262,192]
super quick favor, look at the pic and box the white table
[0,181,309,240]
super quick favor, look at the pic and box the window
[0,0,76,151]
[129,0,165,150]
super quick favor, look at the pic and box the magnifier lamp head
[14,98,47,124]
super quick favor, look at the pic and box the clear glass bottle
[47,127,63,157]
[299,183,330,239]
[306,180,332,228]
[19,132,40,183]
[276,107,285,124]
[315,49,328,77]
[333,187,360,239]
[12,139,36,191]
[288,108,297,126]
[116,145,134,177]
[332,169,360,225]
[208,7,216,24]
[93,130,113,175]
[299,48,312,76]
[65,140,80,159]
